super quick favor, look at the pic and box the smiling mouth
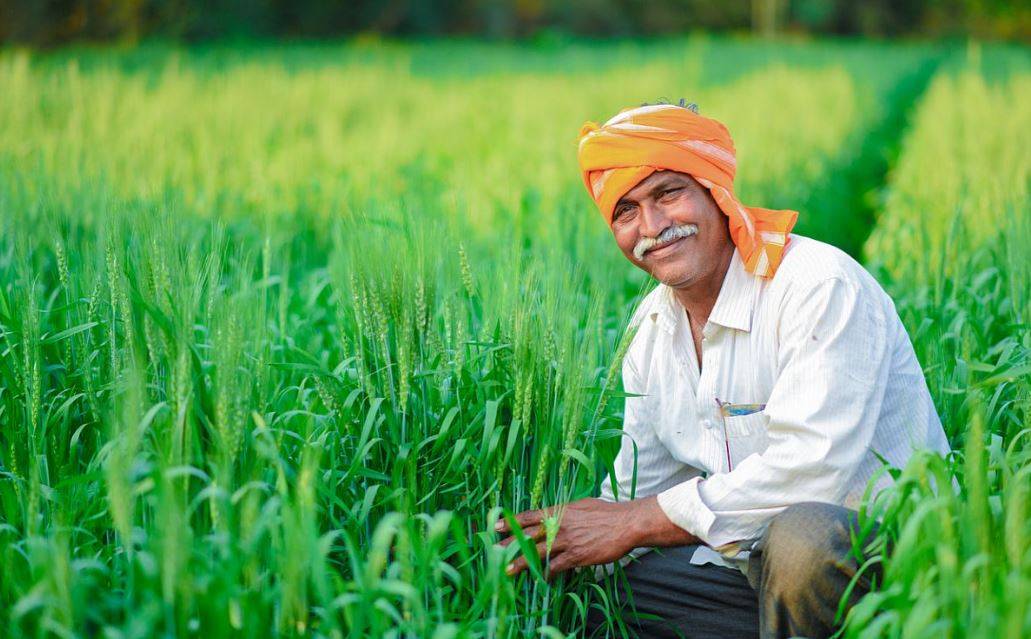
[644,234,694,259]
[634,224,699,261]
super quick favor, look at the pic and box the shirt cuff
[656,476,717,545]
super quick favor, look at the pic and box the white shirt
[598,234,950,572]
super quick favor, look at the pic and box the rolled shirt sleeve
[656,276,892,549]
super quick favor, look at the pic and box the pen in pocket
[714,398,767,471]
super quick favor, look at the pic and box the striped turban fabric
[577,104,799,278]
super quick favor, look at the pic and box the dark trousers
[584,502,880,639]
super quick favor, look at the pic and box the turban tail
[577,104,799,278]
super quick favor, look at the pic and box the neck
[670,242,735,325]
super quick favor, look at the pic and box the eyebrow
[615,176,689,209]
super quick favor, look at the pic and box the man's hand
[494,495,698,579]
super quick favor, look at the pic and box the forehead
[620,170,695,202]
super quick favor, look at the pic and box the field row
[845,55,1030,639]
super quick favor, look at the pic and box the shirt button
[702,419,713,430]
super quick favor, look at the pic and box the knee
[759,502,857,586]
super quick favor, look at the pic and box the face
[609,170,734,289]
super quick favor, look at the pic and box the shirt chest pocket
[721,411,770,470]
[721,411,769,438]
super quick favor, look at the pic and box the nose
[638,200,670,239]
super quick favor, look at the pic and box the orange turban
[577,104,799,278]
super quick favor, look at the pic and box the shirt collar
[648,246,759,334]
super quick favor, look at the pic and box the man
[493,101,951,638]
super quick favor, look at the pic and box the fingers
[544,552,578,580]
[496,524,544,548]
[494,507,548,534]
[505,539,564,577]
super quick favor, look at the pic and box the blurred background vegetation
[2,0,1029,46]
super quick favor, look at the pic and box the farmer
[493,101,951,638]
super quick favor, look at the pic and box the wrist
[618,500,644,550]
[627,495,698,548]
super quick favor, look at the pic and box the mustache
[633,223,699,261]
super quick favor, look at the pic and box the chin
[649,256,697,285]
[653,267,697,287]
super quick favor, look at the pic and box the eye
[613,204,636,222]
[659,187,684,200]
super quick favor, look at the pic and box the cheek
[670,193,708,224]
[699,202,727,235]
[713,214,731,242]
[612,227,637,254]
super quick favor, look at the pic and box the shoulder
[621,284,670,384]
[764,234,896,328]
[766,234,886,302]
[626,284,669,332]
[772,234,871,287]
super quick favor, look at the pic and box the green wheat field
[0,36,1028,638]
